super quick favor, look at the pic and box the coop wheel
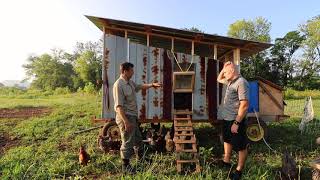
[246,118,268,142]
[101,121,121,141]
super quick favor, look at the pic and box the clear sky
[0,0,319,82]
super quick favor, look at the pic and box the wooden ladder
[173,110,201,173]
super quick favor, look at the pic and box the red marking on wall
[139,104,146,120]
[151,65,159,76]
[200,57,206,95]
[206,58,217,122]
[162,51,172,120]
[152,48,159,57]
[153,97,159,107]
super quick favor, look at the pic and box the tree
[74,50,102,89]
[182,27,204,33]
[269,31,305,87]
[294,15,320,90]
[23,51,75,90]
[227,17,272,80]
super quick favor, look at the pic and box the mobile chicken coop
[86,15,274,144]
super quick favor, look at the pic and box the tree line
[24,15,320,91]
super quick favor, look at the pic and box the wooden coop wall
[259,81,284,116]
[102,34,220,121]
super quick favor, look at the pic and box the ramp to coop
[173,110,201,173]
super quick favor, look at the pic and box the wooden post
[233,48,240,71]
[102,27,107,117]
[171,38,174,51]
[147,33,150,47]
[213,44,217,60]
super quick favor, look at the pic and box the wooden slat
[174,123,193,127]
[177,159,199,163]
[174,117,191,121]
[174,138,196,144]
[176,148,197,153]
[175,127,193,131]
[258,81,283,110]
[173,111,192,115]
[174,132,194,136]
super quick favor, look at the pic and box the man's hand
[223,61,232,68]
[152,83,162,88]
[231,123,239,133]
[124,121,134,133]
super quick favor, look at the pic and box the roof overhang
[85,15,273,59]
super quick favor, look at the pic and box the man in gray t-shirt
[217,61,249,180]
[113,62,161,173]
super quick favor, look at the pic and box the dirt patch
[0,107,51,119]
[0,132,19,154]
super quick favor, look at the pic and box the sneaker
[216,160,232,169]
[229,170,242,180]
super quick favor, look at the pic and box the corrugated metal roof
[85,15,273,59]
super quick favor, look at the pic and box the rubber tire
[101,121,121,141]
[246,117,268,143]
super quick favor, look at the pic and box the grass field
[0,90,319,179]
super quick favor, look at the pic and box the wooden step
[175,127,193,131]
[174,117,191,121]
[176,159,199,163]
[174,138,196,144]
[174,132,194,136]
[173,111,192,115]
[174,123,193,127]
[176,148,198,153]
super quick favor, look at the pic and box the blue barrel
[248,81,259,113]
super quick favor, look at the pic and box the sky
[0,0,319,82]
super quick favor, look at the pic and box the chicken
[316,137,320,145]
[155,134,166,152]
[165,131,174,152]
[79,145,90,166]
[98,135,109,153]
[281,151,297,180]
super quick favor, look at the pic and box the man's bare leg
[236,148,248,171]
[223,142,232,163]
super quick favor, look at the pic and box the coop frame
[86,15,273,125]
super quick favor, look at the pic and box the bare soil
[0,107,51,119]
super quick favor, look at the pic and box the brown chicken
[165,131,174,152]
[98,135,109,153]
[281,151,297,180]
[79,145,90,166]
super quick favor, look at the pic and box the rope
[253,109,276,152]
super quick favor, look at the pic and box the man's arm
[217,61,231,84]
[141,83,161,90]
[235,100,249,123]
[217,69,226,84]
[231,100,249,133]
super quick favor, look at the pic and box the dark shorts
[223,119,249,152]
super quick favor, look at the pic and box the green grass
[0,92,319,179]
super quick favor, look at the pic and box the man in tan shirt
[113,62,161,173]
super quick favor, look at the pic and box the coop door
[173,72,195,111]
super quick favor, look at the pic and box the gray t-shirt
[113,76,142,117]
[222,76,249,121]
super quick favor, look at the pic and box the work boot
[229,169,242,180]
[122,159,136,174]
